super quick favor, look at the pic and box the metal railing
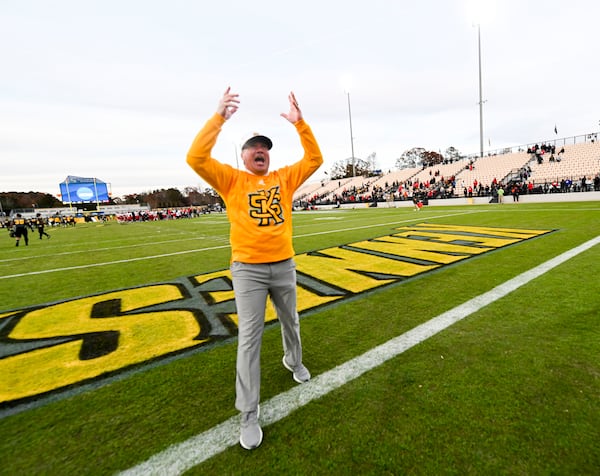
[466,131,599,160]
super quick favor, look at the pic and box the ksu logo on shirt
[249,186,283,226]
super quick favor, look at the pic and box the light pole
[233,143,239,169]
[346,91,356,176]
[477,23,485,158]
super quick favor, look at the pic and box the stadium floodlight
[467,0,496,158]
[341,75,356,177]
[232,143,239,169]
[477,23,484,158]
[346,91,356,177]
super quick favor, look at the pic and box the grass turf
[0,201,599,475]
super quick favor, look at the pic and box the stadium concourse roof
[61,176,106,184]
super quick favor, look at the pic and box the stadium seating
[453,151,531,190]
[293,139,600,203]
[528,142,600,185]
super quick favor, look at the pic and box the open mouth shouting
[242,146,270,175]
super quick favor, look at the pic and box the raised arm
[217,86,240,120]
[280,91,303,124]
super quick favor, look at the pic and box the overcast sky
[2,0,599,198]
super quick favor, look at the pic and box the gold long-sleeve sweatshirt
[186,113,323,264]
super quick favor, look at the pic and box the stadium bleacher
[529,142,600,185]
[295,137,600,205]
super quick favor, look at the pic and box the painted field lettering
[1,284,209,403]
[0,223,552,410]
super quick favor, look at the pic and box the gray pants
[231,259,303,413]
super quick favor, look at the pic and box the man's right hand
[217,87,240,120]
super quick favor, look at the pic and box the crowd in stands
[527,143,566,164]
[294,140,600,208]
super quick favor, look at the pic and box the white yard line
[118,234,600,476]
[0,245,231,280]
[0,235,229,264]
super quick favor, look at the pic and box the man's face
[242,142,270,176]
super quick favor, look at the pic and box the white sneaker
[240,405,262,450]
[282,356,311,384]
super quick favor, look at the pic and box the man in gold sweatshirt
[186,87,323,450]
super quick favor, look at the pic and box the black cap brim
[242,135,273,150]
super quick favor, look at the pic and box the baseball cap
[241,132,273,150]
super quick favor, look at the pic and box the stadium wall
[315,191,600,210]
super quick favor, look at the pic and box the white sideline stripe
[0,235,230,264]
[118,235,600,476]
[0,210,476,279]
[0,245,231,280]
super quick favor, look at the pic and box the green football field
[1,202,599,475]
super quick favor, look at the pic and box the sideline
[0,234,229,264]
[0,210,478,280]
[119,235,600,475]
